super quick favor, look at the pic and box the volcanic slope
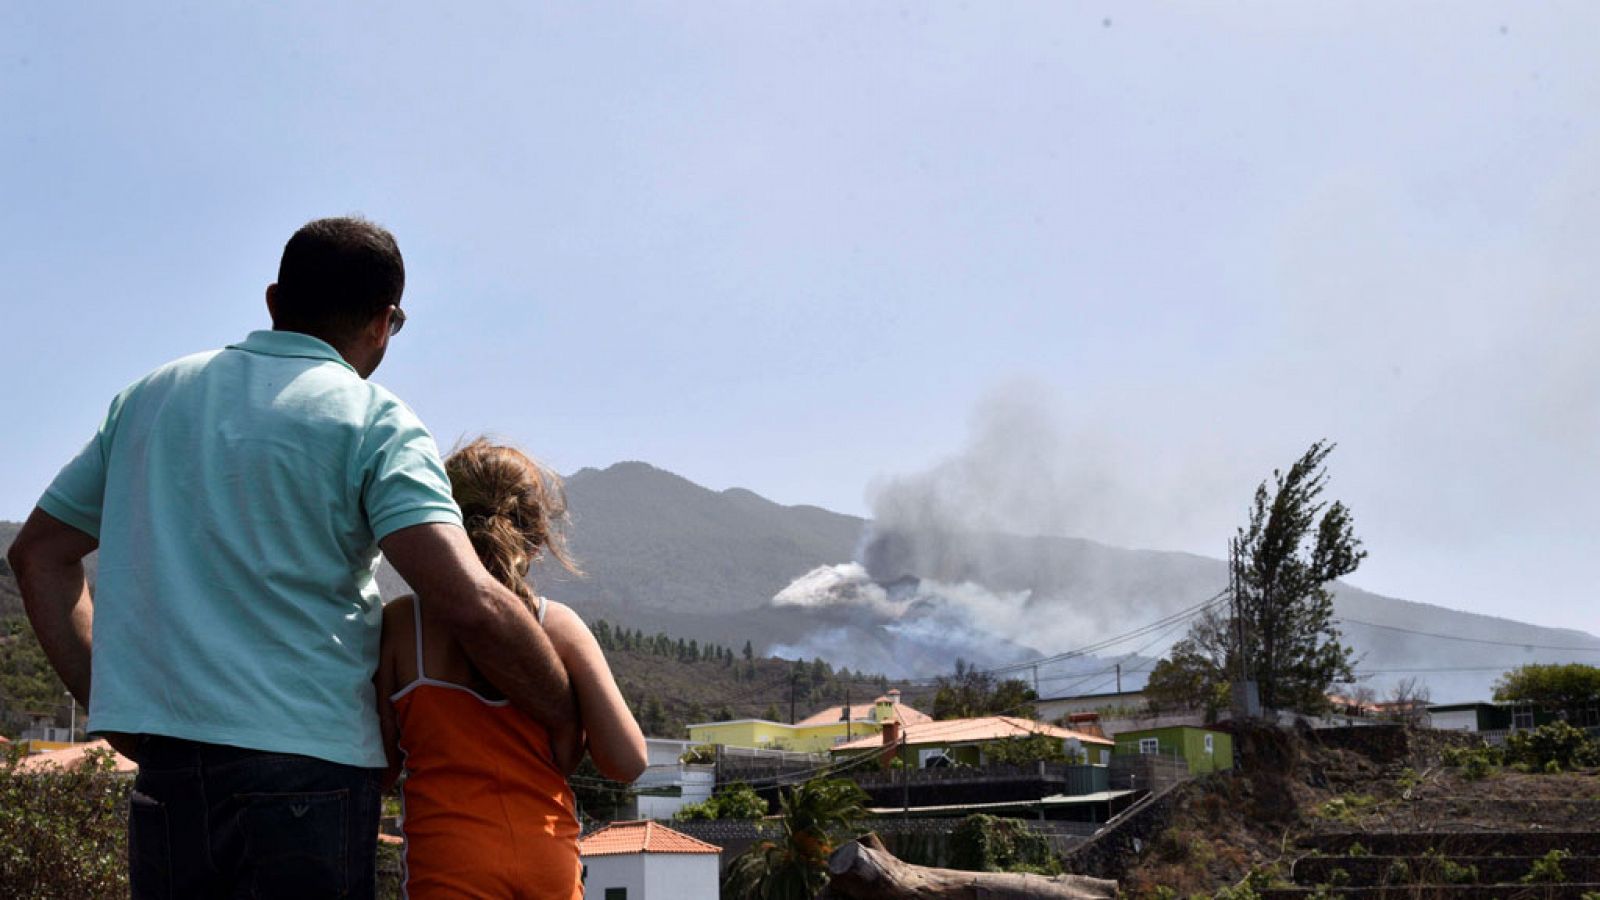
[4,461,1599,696]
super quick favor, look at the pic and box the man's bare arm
[379,523,576,732]
[9,508,98,709]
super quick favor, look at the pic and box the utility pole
[1031,663,1039,697]
[1229,537,1261,719]
[844,685,852,742]
[901,736,910,825]
[1115,663,1122,694]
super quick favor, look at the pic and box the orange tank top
[391,596,582,900]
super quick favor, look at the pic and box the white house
[580,820,721,900]
[619,737,715,820]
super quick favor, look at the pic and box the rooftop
[14,739,137,774]
[833,715,1114,751]
[793,695,933,728]
[579,820,722,857]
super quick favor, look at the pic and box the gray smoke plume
[764,385,1228,680]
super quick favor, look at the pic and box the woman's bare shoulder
[540,599,592,649]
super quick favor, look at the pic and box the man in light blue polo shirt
[9,217,576,898]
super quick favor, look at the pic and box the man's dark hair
[273,217,405,343]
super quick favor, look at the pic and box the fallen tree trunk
[821,833,1118,900]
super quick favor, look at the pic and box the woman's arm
[543,602,648,783]
[375,599,407,792]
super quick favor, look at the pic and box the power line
[1338,618,1600,653]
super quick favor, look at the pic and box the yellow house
[688,691,932,753]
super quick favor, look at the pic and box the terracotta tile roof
[794,697,933,728]
[579,821,722,857]
[831,715,1114,751]
[14,739,138,774]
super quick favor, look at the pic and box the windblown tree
[1146,440,1364,715]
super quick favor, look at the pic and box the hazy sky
[4,3,1596,635]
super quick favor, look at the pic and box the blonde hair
[445,438,581,601]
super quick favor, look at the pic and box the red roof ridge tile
[579,820,722,856]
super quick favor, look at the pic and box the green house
[1113,726,1234,775]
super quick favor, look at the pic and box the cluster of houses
[9,686,1592,900]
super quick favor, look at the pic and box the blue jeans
[128,736,383,899]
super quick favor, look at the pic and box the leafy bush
[678,743,717,765]
[1316,793,1378,821]
[0,746,129,898]
[1522,849,1570,885]
[949,814,1061,875]
[674,781,768,820]
[1384,859,1412,885]
[1420,848,1477,885]
[1505,722,1600,771]
[982,733,1071,766]
[1442,744,1504,780]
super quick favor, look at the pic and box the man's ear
[265,284,279,324]
[364,307,393,347]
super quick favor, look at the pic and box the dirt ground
[1116,723,1600,898]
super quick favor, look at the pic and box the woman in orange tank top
[376,439,648,899]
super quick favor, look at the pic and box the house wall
[645,738,695,766]
[1114,726,1233,775]
[1430,708,1483,732]
[628,767,715,820]
[686,720,794,749]
[582,854,646,900]
[1036,692,1148,722]
[644,853,720,900]
[788,720,884,753]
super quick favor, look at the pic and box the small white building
[580,820,721,900]
[619,737,715,820]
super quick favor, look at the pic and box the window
[605,890,627,900]
[1138,738,1160,755]
[1204,734,1215,754]
[1512,708,1534,730]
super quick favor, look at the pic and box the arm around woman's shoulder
[542,601,648,783]
[374,595,414,791]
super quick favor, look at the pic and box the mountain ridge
[4,461,1597,702]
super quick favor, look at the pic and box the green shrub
[1442,744,1504,770]
[1506,722,1600,771]
[0,747,129,898]
[673,781,768,820]
[1462,753,1494,780]
[949,814,1061,875]
[1420,848,1477,885]
[678,743,717,765]
[1384,859,1412,885]
[1316,793,1378,821]
[1522,849,1570,884]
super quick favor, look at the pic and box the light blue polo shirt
[39,330,462,768]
